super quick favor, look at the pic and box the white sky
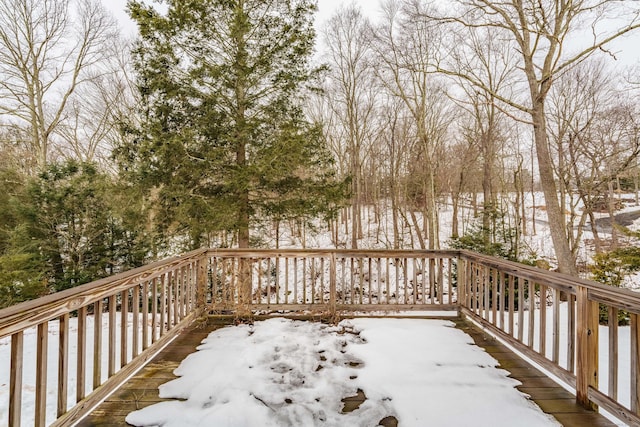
[103,0,375,36]
[103,0,640,66]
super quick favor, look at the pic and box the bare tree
[372,0,452,250]
[572,101,640,251]
[546,59,610,256]
[0,0,118,169]
[324,5,379,249]
[432,0,640,275]
[57,38,137,166]
[447,25,519,243]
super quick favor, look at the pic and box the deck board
[455,318,617,427]
[77,321,221,427]
[79,317,617,427]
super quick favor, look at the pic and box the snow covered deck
[1,249,639,426]
[79,317,615,427]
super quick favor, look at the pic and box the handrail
[1,248,639,426]
[0,248,208,339]
[460,249,640,310]
[0,248,209,427]
[458,249,640,425]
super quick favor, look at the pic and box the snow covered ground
[125,318,560,427]
[0,314,141,426]
[2,192,637,426]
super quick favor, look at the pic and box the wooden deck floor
[455,319,616,427]
[79,317,616,427]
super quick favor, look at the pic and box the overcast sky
[103,0,376,37]
[102,0,639,66]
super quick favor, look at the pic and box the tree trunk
[608,179,618,249]
[409,209,426,249]
[587,210,602,254]
[531,105,577,275]
[451,193,459,239]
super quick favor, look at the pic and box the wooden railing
[457,250,640,426]
[1,248,639,426]
[0,248,208,427]
[204,249,458,315]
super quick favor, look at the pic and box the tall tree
[323,5,378,249]
[448,25,517,244]
[372,0,452,250]
[0,0,118,169]
[434,0,640,275]
[122,0,344,249]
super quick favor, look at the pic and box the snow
[0,314,143,426]
[2,191,638,426]
[512,302,632,413]
[125,318,559,427]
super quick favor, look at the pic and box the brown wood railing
[1,248,639,426]
[204,249,458,315]
[0,248,208,427]
[457,249,640,426]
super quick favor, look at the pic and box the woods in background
[1,0,640,306]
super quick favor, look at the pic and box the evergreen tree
[0,166,48,306]
[20,161,152,292]
[120,0,345,249]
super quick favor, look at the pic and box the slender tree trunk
[531,105,577,275]
[481,132,495,241]
[587,210,602,254]
[608,179,618,249]
[409,210,426,249]
[390,177,400,249]
[635,171,639,206]
[451,193,460,238]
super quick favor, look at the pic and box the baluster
[35,322,48,427]
[94,299,104,389]
[9,332,23,427]
[78,306,87,401]
[58,314,69,417]
[108,294,117,376]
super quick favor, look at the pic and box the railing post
[631,313,640,414]
[196,255,208,316]
[10,332,23,427]
[576,286,598,410]
[457,255,466,311]
[329,252,337,321]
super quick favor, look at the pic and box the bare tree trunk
[608,179,618,249]
[391,183,401,249]
[587,210,603,254]
[409,210,426,249]
[532,106,577,275]
[451,192,460,238]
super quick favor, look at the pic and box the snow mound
[126,318,559,427]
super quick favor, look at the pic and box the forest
[1,0,640,308]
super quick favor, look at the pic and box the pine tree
[120,0,346,249]
[20,161,152,292]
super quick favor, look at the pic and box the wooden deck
[455,319,617,427]
[77,320,223,427]
[80,317,616,427]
